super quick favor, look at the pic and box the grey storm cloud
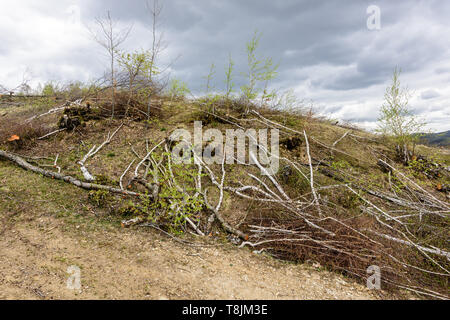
[1,0,450,131]
[421,89,441,100]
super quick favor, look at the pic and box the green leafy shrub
[88,190,111,207]
[118,153,205,234]
[167,78,190,101]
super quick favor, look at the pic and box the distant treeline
[417,130,450,147]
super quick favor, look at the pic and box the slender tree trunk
[125,80,133,117]
[111,50,116,119]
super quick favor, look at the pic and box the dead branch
[332,130,351,147]
[303,130,322,216]
[78,123,123,181]
[26,99,81,123]
[134,139,165,178]
[120,159,136,190]
[0,149,148,198]
[378,159,449,210]
[37,128,67,140]
[53,154,61,173]
[366,229,450,260]
[190,150,249,240]
[121,216,144,228]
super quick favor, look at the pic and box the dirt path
[0,214,378,300]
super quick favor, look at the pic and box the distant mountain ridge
[418,130,450,147]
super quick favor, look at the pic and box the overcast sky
[1,0,449,131]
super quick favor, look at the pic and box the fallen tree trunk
[1,148,247,239]
[0,149,148,198]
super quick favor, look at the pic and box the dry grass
[0,116,50,150]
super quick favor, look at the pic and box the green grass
[0,162,122,233]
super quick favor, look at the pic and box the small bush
[88,190,111,207]
[167,78,190,101]
[97,90,162,120]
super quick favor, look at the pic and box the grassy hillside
[0,93,449,299]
